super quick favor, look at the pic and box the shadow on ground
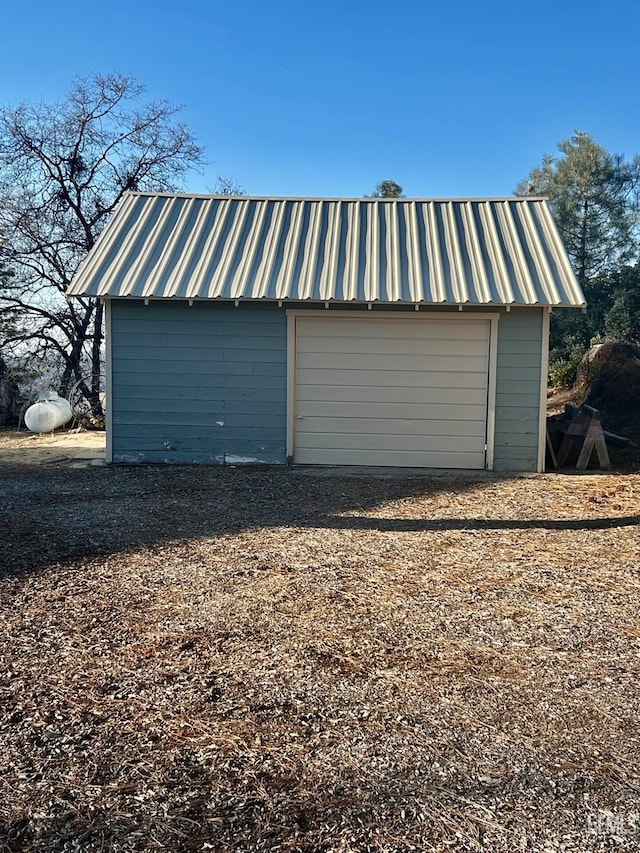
[1,461,637,578]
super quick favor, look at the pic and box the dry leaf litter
[1,460,639,851]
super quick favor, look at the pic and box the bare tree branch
[0,72,204,412]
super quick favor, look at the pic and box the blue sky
[1,0,638,198]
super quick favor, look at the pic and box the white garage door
[293,316,492,468]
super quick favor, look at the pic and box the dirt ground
[0,428,105,465]
[1,455,639,852]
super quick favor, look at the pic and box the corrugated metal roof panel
[68,194,586,306]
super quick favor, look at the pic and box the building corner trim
[537,307,550,473]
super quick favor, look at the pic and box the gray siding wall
[109,300,287,463]
[493,308,543,471]
[108,301,543,471]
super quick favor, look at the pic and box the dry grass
[0,428,105,465]
[1,462,640,851]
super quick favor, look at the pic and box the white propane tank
[24,391,73,433]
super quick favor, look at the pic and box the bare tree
[0,73,204,414]
[0,265,20,423]
[211,175,246,195]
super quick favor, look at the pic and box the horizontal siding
[113,361,283,380]
[110,301,287,463]
[493,337,544,355]
[112,327,285,345]
[114,341,285,358]
[497,379,540,397]
[298,336,488,358]
[297,402,487,421]
[116,384,285,404]
[295,448,486,467]
[113,444,285,465]
[111,430,284,447]
[494,444,540,459]
[111,320,284,339]
[294,316,489,469]
[113,355,284,373]
[113,429,284,447]
[296,433,484,452]
[114,413,284,430]
[114,398,285,415]
[296,384,488,405]
[493,309,542,471]
[296,417,486,437]
[107,301,543,471]
[494,393,541,410]
[300,319,491,341]
[296,367,486,389]
[296,351,487,372]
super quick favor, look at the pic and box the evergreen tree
[517,133,640,383]
[368,180,404,198]
[517,132,639,287]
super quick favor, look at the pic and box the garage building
[68,194,585,471]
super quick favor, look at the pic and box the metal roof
[68,193,585,307]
